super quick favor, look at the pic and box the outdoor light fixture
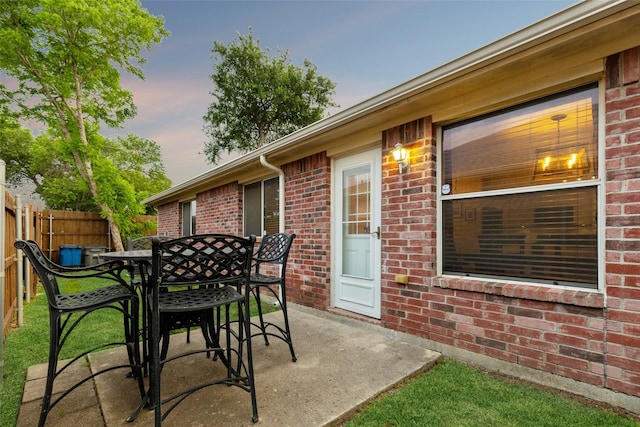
[391,143,409,173]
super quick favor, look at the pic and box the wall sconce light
[391,143,409,173]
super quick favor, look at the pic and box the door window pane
[342,165,372,278]
[343,166,371,235]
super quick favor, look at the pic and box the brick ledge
[432,276,605,308]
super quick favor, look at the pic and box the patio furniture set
[15,232,297,427]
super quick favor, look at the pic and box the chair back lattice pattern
[155,234,255,287]
[18,240,63,298]
[254,233,296,270]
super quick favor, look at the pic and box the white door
[333,148,381,318]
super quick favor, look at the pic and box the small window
[181,200,196,236]
[441,84,599,288]
[244,177,279,236]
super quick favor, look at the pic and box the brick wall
[371,48,640,399]
[196,184,242,235]
[604,47,640,397]
[284,152,331,310]
[380,118,438,329]
[379,117,611,387]
[157,201,180,237]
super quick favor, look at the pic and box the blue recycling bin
[59,245,82,266]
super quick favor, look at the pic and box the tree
[105,134,172,215]
[0,120,171,228]
[203,29,337,163]
[0,118,39,188]
[0,0,169,250]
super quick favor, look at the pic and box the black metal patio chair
[249,233,297,362]
[138,234,258,425]
[15,239,145,427]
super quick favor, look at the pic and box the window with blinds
[244,177,279,237]
[441,85,599,288]
[181,200,196,236]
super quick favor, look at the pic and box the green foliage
[0,121,171,220]
[203,28,337,163]
[0,0,169,132]
[0,0,170,248]
[105,134,172,211]
[0,118,35,187]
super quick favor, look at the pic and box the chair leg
[241,296,259,423]
[139,284,149,377]
[279,286,297,362]
[160,324,171,363]
[200,309,220,359]
[252,286,270,346]
[122,301,136,373]
[39,312,61,427]
[129,299,146,399]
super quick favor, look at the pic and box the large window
[244,177,279,236]
[441,85,599,288]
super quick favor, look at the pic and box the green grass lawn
[2,280,639,427]
[345,359,639,427]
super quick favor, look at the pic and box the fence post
[24,204,31,303]
[16,195,23,327]
[0,159,6,380]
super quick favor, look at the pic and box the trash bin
[59,245,82,267]
[84,245,107,267]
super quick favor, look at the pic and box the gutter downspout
[259,155,285,305]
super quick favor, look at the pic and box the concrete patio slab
[19,306,440,426]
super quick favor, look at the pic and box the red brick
[607,331,640,348]
[544,332,587,347]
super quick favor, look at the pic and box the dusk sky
[116,0,576,185]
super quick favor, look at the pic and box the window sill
[432,275,604,308]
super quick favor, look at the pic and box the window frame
[437,83,604,291]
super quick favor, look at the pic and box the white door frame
[331,148,382,318]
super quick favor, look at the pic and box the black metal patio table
[100,249,153,374]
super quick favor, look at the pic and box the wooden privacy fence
[2,195,156,337]
[37,210,156,266]
[3,190,17,338]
